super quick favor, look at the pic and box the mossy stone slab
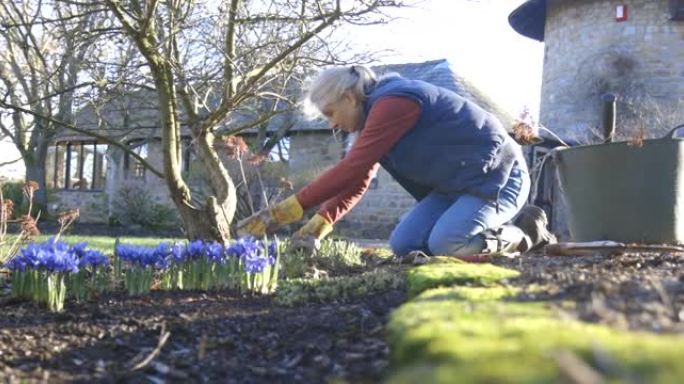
[387,286,684,383]
[407,263,520,297]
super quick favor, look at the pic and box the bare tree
[0,1,110,206]
[98,0,405,242]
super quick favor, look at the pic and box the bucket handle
[664,124,684,139]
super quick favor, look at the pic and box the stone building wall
[542,0,684,142]
[336,168,415,239]
[51,190,109,223]
[288,132,345,185]
[538,0,684,238]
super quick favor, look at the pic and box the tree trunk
[151,62,236,243]
[168,130,237,243]
[23,142,49,210]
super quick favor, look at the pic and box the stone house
[509,0,684,239]
[45,59,513,238]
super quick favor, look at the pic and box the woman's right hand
[236,195,304,237]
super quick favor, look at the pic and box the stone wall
[542,0,684,142]
[539,0,684,239]
[51,190,109,223]
[336,168,415,239]
[288,131,345,185]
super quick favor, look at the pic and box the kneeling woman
[239,65,552,256]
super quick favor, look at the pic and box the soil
[2,248,684,383]
[0,288,406,383]
[494,250,684,334]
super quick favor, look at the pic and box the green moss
[274,267,406,306]
[426,256,467,265]
[386,286,684,383]
[386,362,554,384]
[413,285,519,303]
[407,263,520,297]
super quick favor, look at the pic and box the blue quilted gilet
[363,75,526,201]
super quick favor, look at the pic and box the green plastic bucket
[553,126,684,244]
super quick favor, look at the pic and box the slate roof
[375,59,514,128]
[290,58,514,132]
[508,0,547,42]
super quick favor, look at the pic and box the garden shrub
[1,181,30,217]
[111,184,178,229]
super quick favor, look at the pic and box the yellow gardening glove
[237,195,304,237]
[294,213,333,240]
[289,214,334,253]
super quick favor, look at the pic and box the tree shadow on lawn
[1,287,407,384]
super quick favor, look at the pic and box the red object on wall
[616,4,628,21]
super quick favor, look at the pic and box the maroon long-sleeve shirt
[296,96,422,223]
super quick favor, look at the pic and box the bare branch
[0,157,22,167]
[219,107,294,136]
[201,12,341,132]
[223,0,240,102]
[140,0,159,36]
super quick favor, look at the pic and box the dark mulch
[494,251,684,333]
[0,288,406,383]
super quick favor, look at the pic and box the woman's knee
[427,232,483,256]
[389,230,414,256]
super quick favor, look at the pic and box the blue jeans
[389,163,530,257]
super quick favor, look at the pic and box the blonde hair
[302,65,377,118]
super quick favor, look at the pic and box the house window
[268,136,290,162]
[124,140,149,179]
[182,137,195,174]
[48,141,108,191]
[672,0,684,20]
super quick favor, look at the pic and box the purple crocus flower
[3,256,26,271]
[205,242,225,264]
[5,238,89,273]
[70,242,88,259]
[79,249,109,268]
[42,249,79,273]
[170,242,187,263]
[115,243,172,269]
[186,240,205,260]
[230,237,276,274]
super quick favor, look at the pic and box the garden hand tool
[288,235,320,254]
[545,241,684,256]
[236,195,304,237]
